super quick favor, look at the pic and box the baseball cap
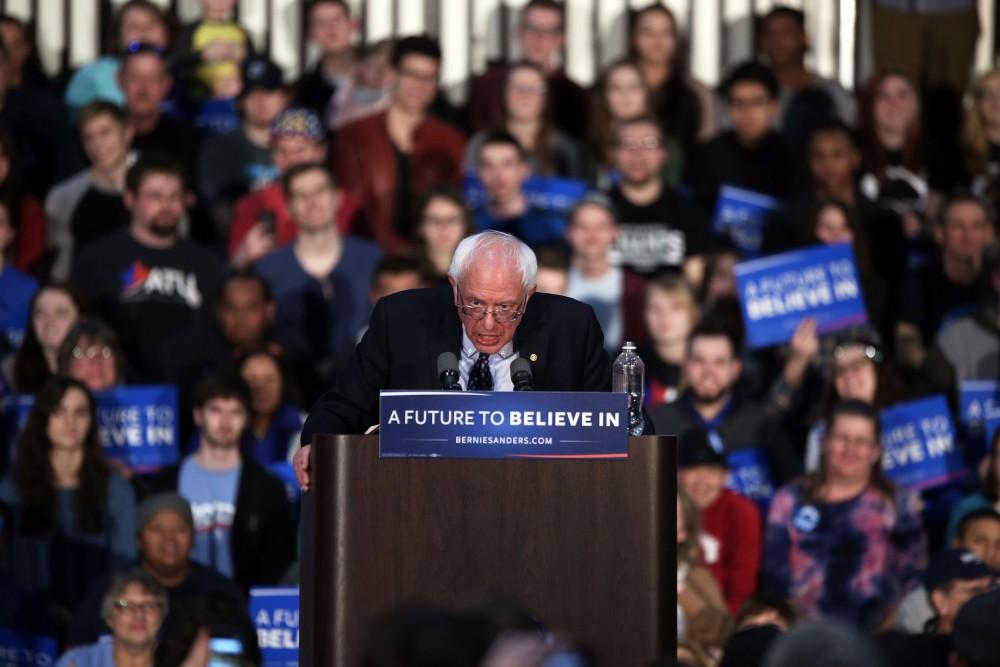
[678,428,728,469]
[924,548,996,591]
[242,56,285,94]
[136,491,195,534]
[271,107,325,142]
[952,588,1000,665]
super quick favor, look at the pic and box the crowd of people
[1,0,1000,664]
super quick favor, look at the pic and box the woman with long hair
[465,61,583,179]
[762,400,926,629]
[639,274,700,407]
[238,350,304,469]
[0,377,136,616]
[962,68,1000,203]
[586,59,655,188]
[413,187,474,282]
[802,335,906,471]
[857,71,965,242]
[10,283,83,394]
[629,4,718,166]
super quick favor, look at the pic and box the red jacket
[227,182,362,259]
[700,488,762,616]
[331,111,464,253]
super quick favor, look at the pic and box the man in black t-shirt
[72,155,222,382]
[605,115,710,286]
[691,62,795,216]
[897,194,994,369]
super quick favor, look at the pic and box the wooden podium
[299,435,676,665]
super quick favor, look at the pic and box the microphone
[511,357,534,391]
[437,352,462,391]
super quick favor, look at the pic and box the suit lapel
[423,286,464,388]
[513,294,550,389]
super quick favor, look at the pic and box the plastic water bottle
[613,341,645,435]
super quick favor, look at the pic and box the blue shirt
[254,236,381,363]
[178,456,240,579]
[473,203,568,247]
[56,639,114,667]
[0,266,37,359]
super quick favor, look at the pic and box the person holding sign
[690,62,795,228]
[0,377,137,619]
[761,400,927,630]
[295,230,611,489]
[896,194,994,371]
[648,319,801,500]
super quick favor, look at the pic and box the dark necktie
[468,352,493,390]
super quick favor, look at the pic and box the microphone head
[511,357,533,378]
[437,352,459,376]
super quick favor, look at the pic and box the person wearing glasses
[57,570,166,667]
[605,115,709,286]
[66,493,248,649]
[253,162,381,381]
[760,400,928,630]
[56,317,127,393]
[294,229,611,490]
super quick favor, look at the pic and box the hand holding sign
[735,243,868,349]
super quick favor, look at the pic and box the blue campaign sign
[250,587,299,667]
[881,396,964,491]
[0,630,58,666]
[2,385,178,471]
[734,243,868,349]
[959,380,1000,425]
[379,391,629,459]
[959,380,1000,462]
[712,185,779,258]
[725,447,774,504]
[463,174,588,214]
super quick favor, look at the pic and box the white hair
[447,230,537,290]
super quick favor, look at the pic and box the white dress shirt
[458,330,518,391]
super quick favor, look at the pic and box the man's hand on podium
[294,444,311,491]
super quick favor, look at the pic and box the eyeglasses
[828,432,878,449]
[455,292,527,323]
[72,345,113,360]
[112,599,163,616]
[618,136,662,151]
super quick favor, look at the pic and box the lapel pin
[529,354,538,362]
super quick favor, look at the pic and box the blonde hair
[645,274,700,324]
[963,68,1000,176]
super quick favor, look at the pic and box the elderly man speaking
[294,230,611,489]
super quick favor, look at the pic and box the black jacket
[302,285,612,439]
[149,456,295,594]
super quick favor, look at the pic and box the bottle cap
[622,341,636,350]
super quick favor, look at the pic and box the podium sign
[379,390,629,459]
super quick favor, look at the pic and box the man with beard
[649,319,800,500]
[72,154,222,381]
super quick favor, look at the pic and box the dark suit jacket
[302,285,612,439]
